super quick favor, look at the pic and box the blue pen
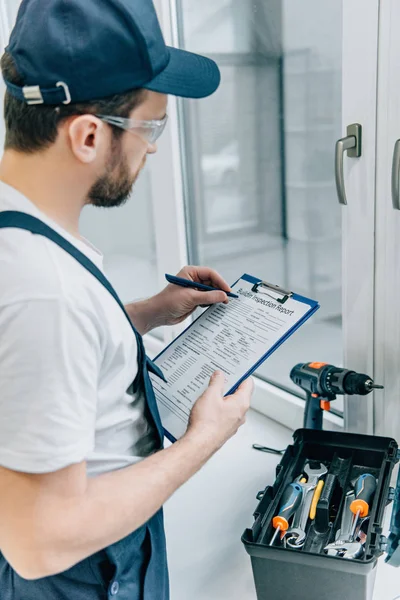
[165,274,239,299]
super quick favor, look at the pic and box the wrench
[285,462,328,548]
[324,541,364,559]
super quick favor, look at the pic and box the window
[176,0,344,399]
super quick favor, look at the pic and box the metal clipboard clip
[251,280,293,305]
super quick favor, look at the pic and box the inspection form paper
[151,274,319,442]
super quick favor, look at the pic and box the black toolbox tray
[242,429,400,600]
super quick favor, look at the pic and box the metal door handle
[335,123,362,205]
[392,140,400,210]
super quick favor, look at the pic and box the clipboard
[151,273,320,443]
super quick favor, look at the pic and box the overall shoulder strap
[0,210,137,334]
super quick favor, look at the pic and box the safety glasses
[96,114,168,144]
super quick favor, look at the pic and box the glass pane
[181,0,254,54]
[178,0,343,402]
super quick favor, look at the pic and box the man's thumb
[208,370,226,392]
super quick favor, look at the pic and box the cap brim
[143,47,221,99]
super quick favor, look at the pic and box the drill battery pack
[242,429,400,600]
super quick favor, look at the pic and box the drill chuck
[342,372,384,396]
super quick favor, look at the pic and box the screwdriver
[270,483,303,546]
[349,474,377,541]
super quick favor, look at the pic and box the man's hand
[126,266,232,334]
[153,266,231,326]
[186,371,254,450]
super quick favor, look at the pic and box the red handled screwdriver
[270,483,303,546]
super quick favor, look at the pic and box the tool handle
[272,483,303,532]
[303,392,324,430]
[314,474,337,534]
[350,474,377,517]
[310,480,325,521]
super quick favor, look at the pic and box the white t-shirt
[0,181,157,476]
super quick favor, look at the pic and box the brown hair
[1,51,145,153]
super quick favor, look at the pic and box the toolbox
[242,429,400,600]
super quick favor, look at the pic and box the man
[0,1,253,599]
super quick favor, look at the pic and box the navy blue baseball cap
[3,0,221,106]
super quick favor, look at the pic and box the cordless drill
[290,362,384,430]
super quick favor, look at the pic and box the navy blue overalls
[0,211,170,600]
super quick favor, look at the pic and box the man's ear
[67,115,106,164]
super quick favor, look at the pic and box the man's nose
[147,142,157,154]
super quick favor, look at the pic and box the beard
[88,137,143,208]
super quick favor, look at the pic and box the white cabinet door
[374,0,400,439]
